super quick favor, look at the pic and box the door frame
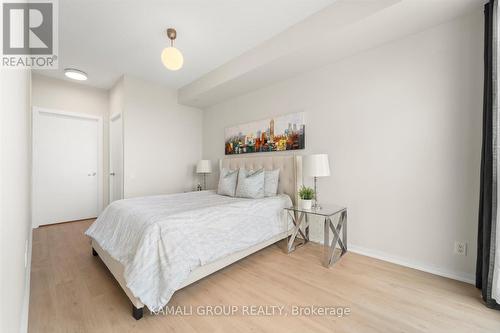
[109,112,124,202]
[32,106,104,228]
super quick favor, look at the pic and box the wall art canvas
[225,112,305,155]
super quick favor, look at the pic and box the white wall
[121,76,203,198]
[0,69,32,333]
[202,11,483,282]
[31,74,110,207]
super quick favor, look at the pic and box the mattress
[85,190,292,311]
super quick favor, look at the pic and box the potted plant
[298,186,314,210]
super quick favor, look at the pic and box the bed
[85,155,302,319]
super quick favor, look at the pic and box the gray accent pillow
[217,168,238,197]
[264,169,280,197]
[236,168,265,199]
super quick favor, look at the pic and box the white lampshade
[303,154,330,177]
[196,160,212,174]
[161,47,184,71]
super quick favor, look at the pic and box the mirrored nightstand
[285,205,347,267]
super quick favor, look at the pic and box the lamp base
[312,202,322,211]
[312,176,321,210]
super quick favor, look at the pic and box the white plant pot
[300,199,312,210]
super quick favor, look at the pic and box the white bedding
[85,190,292,311]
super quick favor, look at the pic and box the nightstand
[285,205,347,267]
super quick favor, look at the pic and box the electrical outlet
[454,241,467,256]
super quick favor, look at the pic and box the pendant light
[161,28,184,71]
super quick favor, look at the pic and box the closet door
[109,113,123,202]
[33,108,101,226]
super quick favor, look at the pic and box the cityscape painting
[225,112,305,155]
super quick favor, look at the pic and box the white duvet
[85,190,292,311]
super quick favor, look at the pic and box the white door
[109,113,123,202]
[33,109,101,226]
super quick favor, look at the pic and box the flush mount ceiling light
[161,28,184,71]
[64,68,88,81]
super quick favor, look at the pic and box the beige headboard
[220,155,303,205]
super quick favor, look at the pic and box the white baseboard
[348,244,475,285]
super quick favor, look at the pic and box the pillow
[264,169,280,197]
[217,168,238,197]
[235,168,265,199]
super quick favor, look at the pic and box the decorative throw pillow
[264,169,280,197]
[236,168,265,199]
[217,168,238,197]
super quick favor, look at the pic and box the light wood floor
[28,220,500,333]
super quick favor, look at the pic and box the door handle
[88,172,97,176]
[110,172,115,176]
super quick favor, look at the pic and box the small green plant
[299,186,314,200]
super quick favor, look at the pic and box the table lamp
[303,154,330,209]
[196,160,212,190]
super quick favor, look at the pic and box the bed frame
[91,154,302,320]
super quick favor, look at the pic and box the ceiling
[34,0,336,89]
[179,0,485,107]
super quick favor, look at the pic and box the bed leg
[92,247,98,257]
[132,306,144,320]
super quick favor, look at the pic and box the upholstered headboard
[220,155,302,205]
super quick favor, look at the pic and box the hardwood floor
[28,220,500,333]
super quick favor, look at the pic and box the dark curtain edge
[477,0,500,310]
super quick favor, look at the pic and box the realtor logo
[1,0,58,68]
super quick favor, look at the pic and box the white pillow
[217,168,238,197]
[236,168,265,199]
[264,169,280,197]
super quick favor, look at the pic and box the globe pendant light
[161,28,184,71]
